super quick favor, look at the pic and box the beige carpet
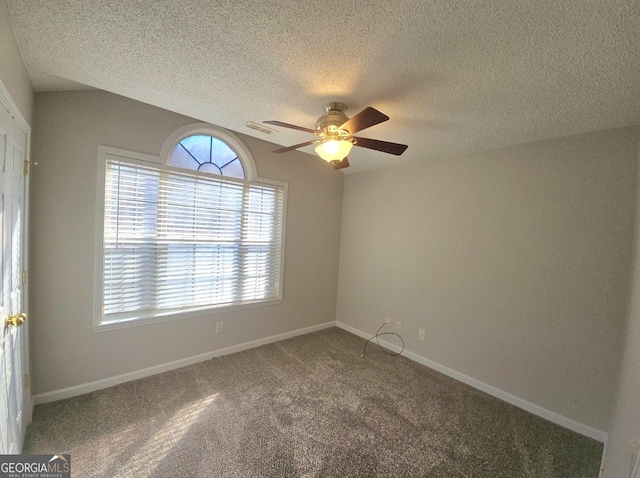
[24,327,602,477]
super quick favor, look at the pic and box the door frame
[0,79,32,449]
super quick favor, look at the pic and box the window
[95,126,285,329]
[169,134,245,178]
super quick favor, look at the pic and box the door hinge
[22,270,28,284]
[23,160,29,176]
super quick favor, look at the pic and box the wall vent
[246,121,277,135]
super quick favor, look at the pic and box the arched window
[96,124,285,329]
[160,123,256,180]
[169,135,245,178]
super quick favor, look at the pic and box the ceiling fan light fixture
[265,103,408,171]
[315,139,353,162]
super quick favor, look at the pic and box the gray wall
[336,127,639,432]
[0,0,33,124]
[30,90,343,394]
[604,130,640,477]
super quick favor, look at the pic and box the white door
[0,100,29,454]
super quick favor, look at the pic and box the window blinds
[102,158,284,322]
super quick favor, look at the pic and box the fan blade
[339,107,389,134]
[271,140,316,154]
[330,157,350,170]
[353,137,408,156]
[264,120,317,134]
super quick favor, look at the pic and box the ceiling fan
[264,102,408,170]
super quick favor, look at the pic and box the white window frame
[94,130,286,332]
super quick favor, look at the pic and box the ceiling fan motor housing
[316,102,350,134]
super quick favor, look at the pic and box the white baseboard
[32,319,609,444]
[599,436,608,478]
[33,321,334,405]
[336,321,607,443]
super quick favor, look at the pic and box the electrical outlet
[395,320,401,332]
[384,318,390,328]
[216,322,224,334]
[418,329,426,341]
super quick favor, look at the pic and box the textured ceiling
[7,0,640,173]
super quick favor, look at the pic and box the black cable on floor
[361,322,405,358]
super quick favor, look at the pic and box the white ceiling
[7,0,640,173]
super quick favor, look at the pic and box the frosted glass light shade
[315,140,353,162]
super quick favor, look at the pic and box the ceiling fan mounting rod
[323,102,348,114]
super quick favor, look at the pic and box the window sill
[94,298,283,333]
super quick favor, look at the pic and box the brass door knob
[5,313,26,328]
